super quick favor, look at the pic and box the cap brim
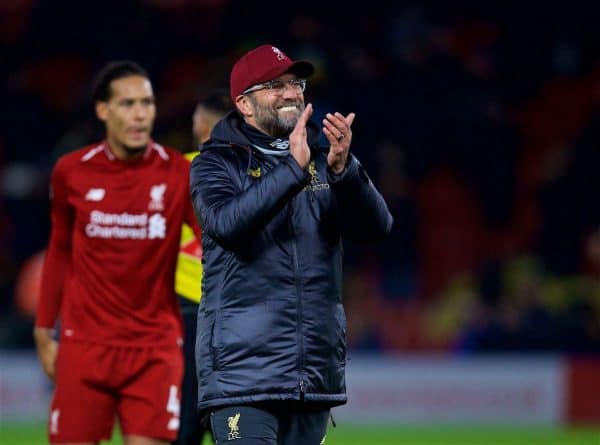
[285,60,314,78]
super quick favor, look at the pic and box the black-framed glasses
[242,78,307,95]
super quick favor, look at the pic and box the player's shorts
[209,402,330,445]
[48,340,184,443]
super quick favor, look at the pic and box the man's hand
[33,327,58,382]
[289,103,313,169]
[323,112,355,174]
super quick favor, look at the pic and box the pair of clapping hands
[289,103,355,175]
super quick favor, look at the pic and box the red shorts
[48,341,184,443]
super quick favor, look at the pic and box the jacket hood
[203,110,323,152]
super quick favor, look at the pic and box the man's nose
[133,102,148,119]
[282,84,299,99]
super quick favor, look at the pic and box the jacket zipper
[289,198,305,400]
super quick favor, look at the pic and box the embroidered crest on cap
[272,46,287,61]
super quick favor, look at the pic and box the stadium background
[1,0,599,443]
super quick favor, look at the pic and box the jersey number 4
[166,384,180,431]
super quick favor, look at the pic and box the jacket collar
[203,110,322,153]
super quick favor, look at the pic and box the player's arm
[33,328,58,382]
[34,160,73,381]
[182,157,203,241]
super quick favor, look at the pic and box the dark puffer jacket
[190,111,392,410]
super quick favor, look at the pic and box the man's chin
[123,140,148,154]
[277,113,301,130]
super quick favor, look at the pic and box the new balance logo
[85,188,105,201]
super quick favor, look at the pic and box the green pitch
[1,423,598,444]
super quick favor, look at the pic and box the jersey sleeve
[35,159,74,328]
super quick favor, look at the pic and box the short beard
[123,145,147,156]
[248,95,304,138]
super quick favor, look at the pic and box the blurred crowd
[1,0,599,354]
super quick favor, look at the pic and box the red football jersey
[35,141,201,346]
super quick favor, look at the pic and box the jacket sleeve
[182,157,203,240]
[35,159,73,329]
[190,149,310,249]
[327,154,393,242]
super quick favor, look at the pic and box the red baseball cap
[230,44,314,102]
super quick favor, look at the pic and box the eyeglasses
[242,78,307,95]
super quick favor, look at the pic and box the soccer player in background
[34,60,201,445]
[173,89,230,445]
[190,44,392,444]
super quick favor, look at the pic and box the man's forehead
[110,76,153,97]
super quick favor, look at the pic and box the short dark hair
[92,60,149,103]
[197,88,231,115]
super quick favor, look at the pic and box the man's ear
[235,95,253,118]
[95,101,107,122]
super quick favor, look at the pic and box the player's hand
[323,112,355,174]
[33,327,58,382]
[289,103,313,169]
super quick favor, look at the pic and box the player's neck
[105,136,147,161]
